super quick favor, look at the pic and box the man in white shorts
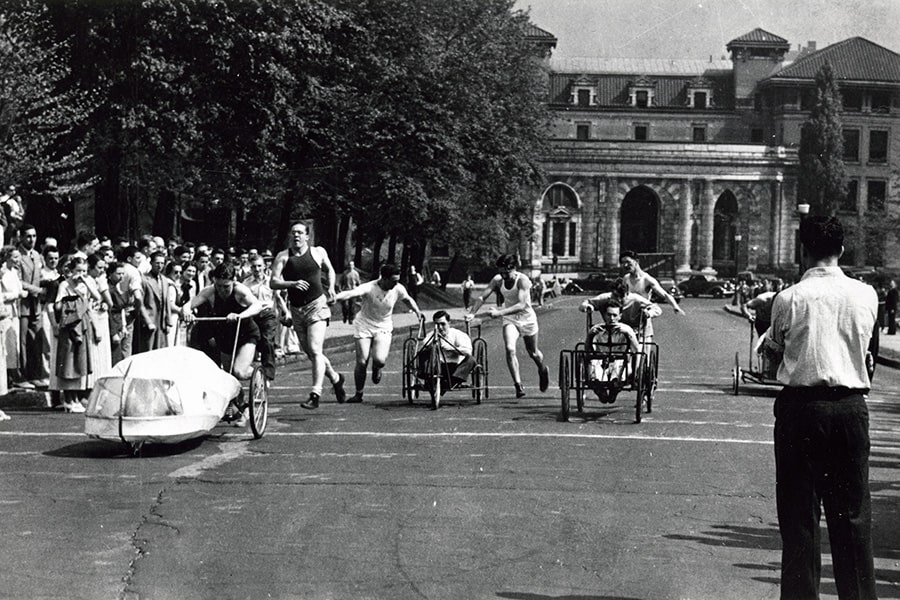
[333,263,423,403]
[466,254,550,398]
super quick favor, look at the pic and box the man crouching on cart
[417,310,476,389]
[579,278,661,401]
[181,262,264,425]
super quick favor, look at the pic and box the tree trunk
[387,232,397,264]
[372,233,384,276]
[336,214,351,271]
[354,228,363,267]
[445,252,460,286]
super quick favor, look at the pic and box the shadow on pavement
[664,522,781,551]
[497,593,642,600]
[45,437,204,459]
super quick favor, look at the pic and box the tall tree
[0,1,94,196]
[798,62,846,216]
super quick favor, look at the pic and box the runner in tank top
[270,222,346,409]
[182,262,263,426]
[466,254,550,398]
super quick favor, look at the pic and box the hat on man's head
[262,249,273,259]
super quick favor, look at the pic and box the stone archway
[713,190,739,273]
[620,185,659,253]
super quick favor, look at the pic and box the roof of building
[548,72,734,108]
[768,37,900,83]
[726,28,790,49]
[550,57,732,76]
[523,23,557,45]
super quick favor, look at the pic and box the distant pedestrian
[339,261,361,324]
[763,215,878,600]
[461,274,475,309]
[886,279,898,335]
[407,266,423,301]
[430,269,441,288]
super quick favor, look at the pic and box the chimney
[807,41,816,52]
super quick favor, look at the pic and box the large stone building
[525,27,900,279]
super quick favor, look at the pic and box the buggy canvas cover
[84,346,241,444]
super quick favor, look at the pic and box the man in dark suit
[16,224,46,387]
[887,279,898,335]
[133,251,170,354]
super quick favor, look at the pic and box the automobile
[677,274,734,298]
[655,277,684,303]
[563,271,618,295]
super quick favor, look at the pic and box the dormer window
[628,76,656,108]
[570,76,596,107]
[687,77,714,109]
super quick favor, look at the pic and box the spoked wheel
[402,338,418,403]
[732,351,741,396]
[646,346,658,414]
[472,339,487,404]
[560,354,570,422]
[634,355,645,424]
[248,365,269,439]
[429,344,442,410]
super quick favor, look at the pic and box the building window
[871,90,892,113]
[541,220,549,255]
[634,124,648,141]
[568,222,576,256]
[841,180,858,213]
[800,89,815,111]
[693,91,708,109]
[869,130,888,163]
[843,89,863,112]
[751,128,764,143]
[577,89,591,107]
[576,123,590,140]
[635,90,649,108]
[843,129,860,162]
[692,126,707,142]
[868,180,886,212]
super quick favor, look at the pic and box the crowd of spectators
[0,224,296,420]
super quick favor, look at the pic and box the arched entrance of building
[712,190,739,275]
[620,185,659,253]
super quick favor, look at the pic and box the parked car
[678,274,734,298]
[655,277,684,303]
[563,272,618,295]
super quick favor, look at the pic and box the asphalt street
[1,296,899,600]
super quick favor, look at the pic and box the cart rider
[580,278,661,341]
[619,250,685,316]
[418,310,476,388]
[182,262,264,382]
[585,297,641,403]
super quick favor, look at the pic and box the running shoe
[333,373,347,403]
[300,392,320,409]
[372,365,382,384]
[539,365,550,392]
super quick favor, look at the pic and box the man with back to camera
[763,215,878,600]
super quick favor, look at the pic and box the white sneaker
[0,409,10,421]
[233,409,249,428]
[65,401,85,414]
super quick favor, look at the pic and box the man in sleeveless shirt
[270,222,346,409]
[619,250,685,316]
[465,254,550,399]
[333,263,423,403]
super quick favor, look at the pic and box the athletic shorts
[502,309,539,337]
[353,322,393,340]
[290,295,332,330]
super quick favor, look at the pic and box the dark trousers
[887,308,896,335]
[20,315,47,381]
[340,299,358,323]
[254,308,278,380]
[774,389,877,600]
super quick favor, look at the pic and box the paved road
[1,297,899,599]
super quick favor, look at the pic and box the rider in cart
[416,310,476,389]
[579,278,661,340]
[584,298,640,403]
[181,262,264,425]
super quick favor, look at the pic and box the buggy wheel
[402,338,418,403]
[473,339,487,404]
[248,365,269,439]
[732,352,741,396]
[429,343,441,410]
[646,346,657,414]
[634,355,644,424]
[560,354,570,422]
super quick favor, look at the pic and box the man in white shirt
[115,245,144,359]
[763,215,877,600]
[334,263,423,403]
[418,310,475,387]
